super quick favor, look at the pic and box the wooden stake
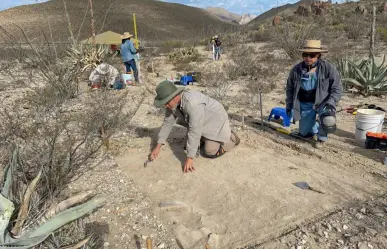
[88,0,96,45]
[146,237,153,249]
[259,92,263,128]
[242,113,245,130]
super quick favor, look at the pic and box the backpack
[215,39,221,47]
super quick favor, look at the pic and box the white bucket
[121,73,134,86]
[355,109,385,145]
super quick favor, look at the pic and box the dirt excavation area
[105,46,387,249]
[114,93,387,249]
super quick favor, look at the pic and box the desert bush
[273,16,321,60]
[344,14,369,40]
[203,67,233,102]
[0,26,144,248]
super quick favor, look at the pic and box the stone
[338,239,344,245]
[357,242,368,249]
[272,16,281,26]
[343,225,349,230]
[324,231,329,238]
[355,5,368,15]
[355,213,365,219]
[360,208,367,214]
[208,233,220,249]
[157,243,166,249]
[366,228,378,237]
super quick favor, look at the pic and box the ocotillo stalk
[370,5,376,58]
[88,0,96,45]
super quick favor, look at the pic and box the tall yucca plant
[66,43,108,72]
[0,149,105,249]
[341,55,387,96]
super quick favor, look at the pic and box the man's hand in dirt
[184,157,195,173]
[150,144,162,161]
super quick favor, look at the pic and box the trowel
[293,182,324,194]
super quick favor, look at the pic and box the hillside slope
[0,0,235,42]
[206,7,241,23]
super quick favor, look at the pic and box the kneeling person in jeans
[149,81,240,173]
[286,40,342,147]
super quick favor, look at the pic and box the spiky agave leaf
[0,197,105,248]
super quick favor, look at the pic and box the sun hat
[154,81,185,108]
[121,32,134,39]
[299,40,328,53]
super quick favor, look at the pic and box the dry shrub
[344,14,370,40]
[203,67,233,102]
[0,27,144,248]
[273,16,321,61]
[168,47,202,72]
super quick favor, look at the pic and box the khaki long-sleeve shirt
[157,90,231,158]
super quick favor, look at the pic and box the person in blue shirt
[285,40,342,147]
[120,32,138,83]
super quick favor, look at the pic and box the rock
[355,5,368,15]
[296,246,303,249]
[355,213,365,220]
[343,225,349,230]
[360,208,367,214]
[366,228,378,237]
[157,243,166,249]
[272,16,281,26]
[336,227,342,233]
[379,3,387,13]
[357,242,369,249]
[295,5,311,16]
[239,14,257,25]
[338,239,344,245]
[350,236,361,243]
[368,243,374,249]
[104,242,110,247]
[208,233,219,249]
[324,231,329,238]
[324,223,332,231]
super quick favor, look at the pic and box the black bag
[215,39,222,47]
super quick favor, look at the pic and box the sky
[0,0,349,15]
[0,0,48,11]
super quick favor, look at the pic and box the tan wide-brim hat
[299,40,328,53]
[121,32,134,39]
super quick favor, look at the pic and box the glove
[286,109,292,118]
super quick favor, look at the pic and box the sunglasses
[302,53,319,58]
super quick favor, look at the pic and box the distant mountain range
[206,7,256,25]
[0,0,236,42]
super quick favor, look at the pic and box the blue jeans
[299,102,328,141]
[124,59,138,82]
[214,47,221,60]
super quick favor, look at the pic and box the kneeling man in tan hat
[286,40,342,147]
[149,81,240,173]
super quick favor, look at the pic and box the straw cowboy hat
[299,40,328,53]
[154,81,185,108]
[121,32,134,39]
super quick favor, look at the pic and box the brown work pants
[201,132,237,157]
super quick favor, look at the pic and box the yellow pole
[133,13,141,83]
[133,13,139,49]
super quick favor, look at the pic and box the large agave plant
[0,149,105,249]
[340,55,387,96]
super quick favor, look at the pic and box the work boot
[314,139,325,149]
[231,131,240,146]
